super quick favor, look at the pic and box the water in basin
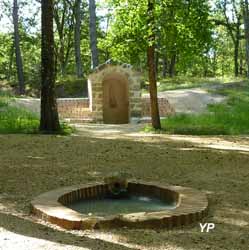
[67,196,176,216]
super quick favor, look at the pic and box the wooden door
[103,73,129,124]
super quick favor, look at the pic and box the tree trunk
[13,0,25,95]
[239,45,243,75]
[147,0,161,130]
[74,0,83,78]
[234,12,241,77]
[243,0,249,77]
[169,53,176,77]
[203,56,209,77]
[162,55,167,78]
[40,0,60,133]
[155,50,159,75]
[7,44,15,81]
[234,40,239,77]
[211,50,217,76]
[54,1,74,76]
[89,0,99,68]
[218,0,241,77]
[221,52,225,76]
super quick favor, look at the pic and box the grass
[142,76,244,93]
[0,91,74,135]
[145,81,249,135]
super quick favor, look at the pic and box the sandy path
[0,228,88,250]
[73,123,249,152]
[143,88,226,114]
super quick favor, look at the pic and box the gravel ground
[0,127,249,250]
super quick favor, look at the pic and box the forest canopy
[0,0,248,96]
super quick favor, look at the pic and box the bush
[56,76,88,98]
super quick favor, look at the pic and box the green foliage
[141,76,242,94]
[0,0,93,94]
[0,90,12,107]
[0,92,74,134]
[0,0,246,83]
[100,0,148,66]
[102,0,212,74]
[0,0,247,95]
[59,122,76,135]
[155,76,241,91]
[56,75,88,97]
[154,82,249,135]
[0,33,13,80]
[0,103,40,134]
[21,32,41,89]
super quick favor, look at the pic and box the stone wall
[88,64,142,122]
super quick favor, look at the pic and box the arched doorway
[103,73,129,124]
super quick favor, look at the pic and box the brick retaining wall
[14,97,175,122]
[141,97,175,117]
[57,97,175,120]
[57,98,90,119]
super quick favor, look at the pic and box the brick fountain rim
[31,181,208,230]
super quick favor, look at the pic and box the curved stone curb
[31,181,208,230]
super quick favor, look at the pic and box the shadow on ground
[0,212,135,250]
[0,131,249,250]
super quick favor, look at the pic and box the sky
[0,0,108,34]
[0,0,41,33]
[0,0,231,34]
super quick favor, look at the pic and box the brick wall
[14,97,175,122]
[57,98,90,119]
[57,97,175,120]
[141,97,175,117]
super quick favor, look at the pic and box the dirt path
[73,123,249,152]
[0,129,249,250]
[143,88,226,114]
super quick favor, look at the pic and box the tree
[40,0,60,133]
[242,0,249,77]
[89,0,99,68]
[147,0,161,129]
[74,0,84,77]
[13,0,25,94]
[54,0,74,76]
[159,0,212,77]
[65,0,84,77]
[104,0,212,76]
[214,0,242,77]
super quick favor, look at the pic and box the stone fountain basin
[31,181,208,230]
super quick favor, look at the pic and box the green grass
[145,81,249,135]
[142,76,244,93]
[0,93,39,134]
[0,91,74,135]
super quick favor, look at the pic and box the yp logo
[200,223,215,233]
